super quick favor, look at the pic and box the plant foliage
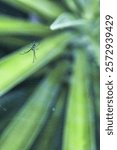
[0,0,99,150]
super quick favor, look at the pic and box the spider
[22,41,38,63]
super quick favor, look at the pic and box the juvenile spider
[22,41,38,63]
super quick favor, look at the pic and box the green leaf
[64,0,80,13]
[0,36,29,48]
[33,91,66,150]
[0,32,73,96]
[62,50,96,150]
[50,13,86,30]
[0,62,68,150]
[74,0,99,19]
[0,15,50,36]
[3,0,64,20]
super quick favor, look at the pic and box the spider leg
[32,49,37,63]
[20,48,32,55]
[23,48,32,54]
[32,43,39,62]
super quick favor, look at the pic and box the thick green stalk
[62,50,96,150]
[33,91,66,150]
[0,16,50,36]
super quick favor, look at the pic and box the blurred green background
[0,0,100,150]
